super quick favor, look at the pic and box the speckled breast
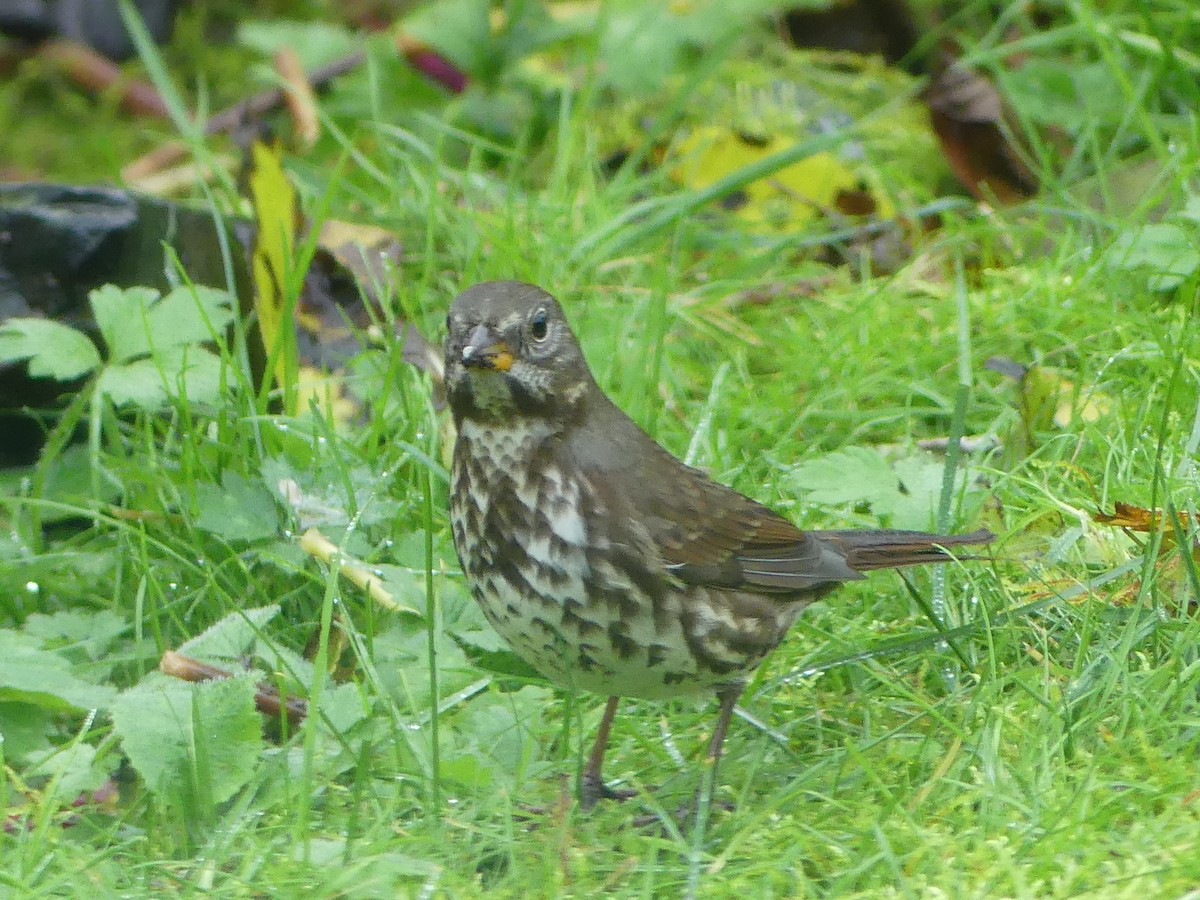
[449,421,795,699]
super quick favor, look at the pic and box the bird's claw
[580,772,639,810]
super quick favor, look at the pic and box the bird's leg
[706,685,742,765]
[695,684,744,815]
[580,696,637,808]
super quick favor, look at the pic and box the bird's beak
[461,324,514,372]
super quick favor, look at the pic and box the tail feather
[813,527,993,573]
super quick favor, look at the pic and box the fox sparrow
[445,280,992,808]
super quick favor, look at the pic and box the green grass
[3,1,1200,896]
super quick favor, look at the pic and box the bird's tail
[812,528,994,572]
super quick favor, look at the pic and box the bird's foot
[580,771,639,810]
[513,773,640,823]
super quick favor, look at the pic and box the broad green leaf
[317,680,370,734]
[23,609,127,662]
[1107,223,1200,291]
[1003,60,1124,131]
[194,472,282,544]
[178,605,282,660]
[890,456,954,531]
[175,604,316,708]
[441,686,554,790]
[599,5,681,94]
[237,19,358,70]
[1180,192,1200,224]
[95,358,169,408]
[296,838,438,878]
[454,628,541,680]
[261,455,401,529]
[373,624,481,709]
[453,628,510,655]
[110,674,263,807]
[33,444,123,523]
[89,284,160,364]
[790,447,901,510]
[457,686,551,770]
[404,0,492,76]
[791,448,981,529]
[359,564,435,614]
[145,285,235,350]
[0,701,55,762]
[165,346,225,403]
[0,318,101,380]
[0,630,117,711]
[96,346,225,409]
[87,283,232,375]
[27,740,112,801]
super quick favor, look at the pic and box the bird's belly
[473,573,715,699]
[453,523,786,700]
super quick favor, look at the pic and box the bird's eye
[530,309,549,342]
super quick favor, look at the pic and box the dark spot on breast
[585,582,641,620]
[647,644,668,667]
[607,622,638,660]
[679,606,748,676]
[562,600,602,637]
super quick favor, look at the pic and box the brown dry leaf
[780,2,1043,207]
[1095,502,1197,548]
[1100,561,1196,609]
[38,38,169,118]
[924,52,1038,205]
[275,46,320,149]
[1093,503,1198,608]
[318,219,402,278]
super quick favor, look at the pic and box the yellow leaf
[673,127,865,230]
[1020,365,1112,430]
[295,365,359,429]
[248,139,300,408]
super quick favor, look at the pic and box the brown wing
[566,402,863,594]
[638,466,993,594]
[631,456,866,594]
[567,394,991,597]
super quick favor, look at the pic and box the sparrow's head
[444,281,593,423]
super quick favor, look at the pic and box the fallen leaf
[925,50,1038,204]
[275,45,320,149]
[1095,502,1196,546]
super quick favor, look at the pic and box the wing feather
[565,394,991,599]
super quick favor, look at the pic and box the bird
[444,280,992,809]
